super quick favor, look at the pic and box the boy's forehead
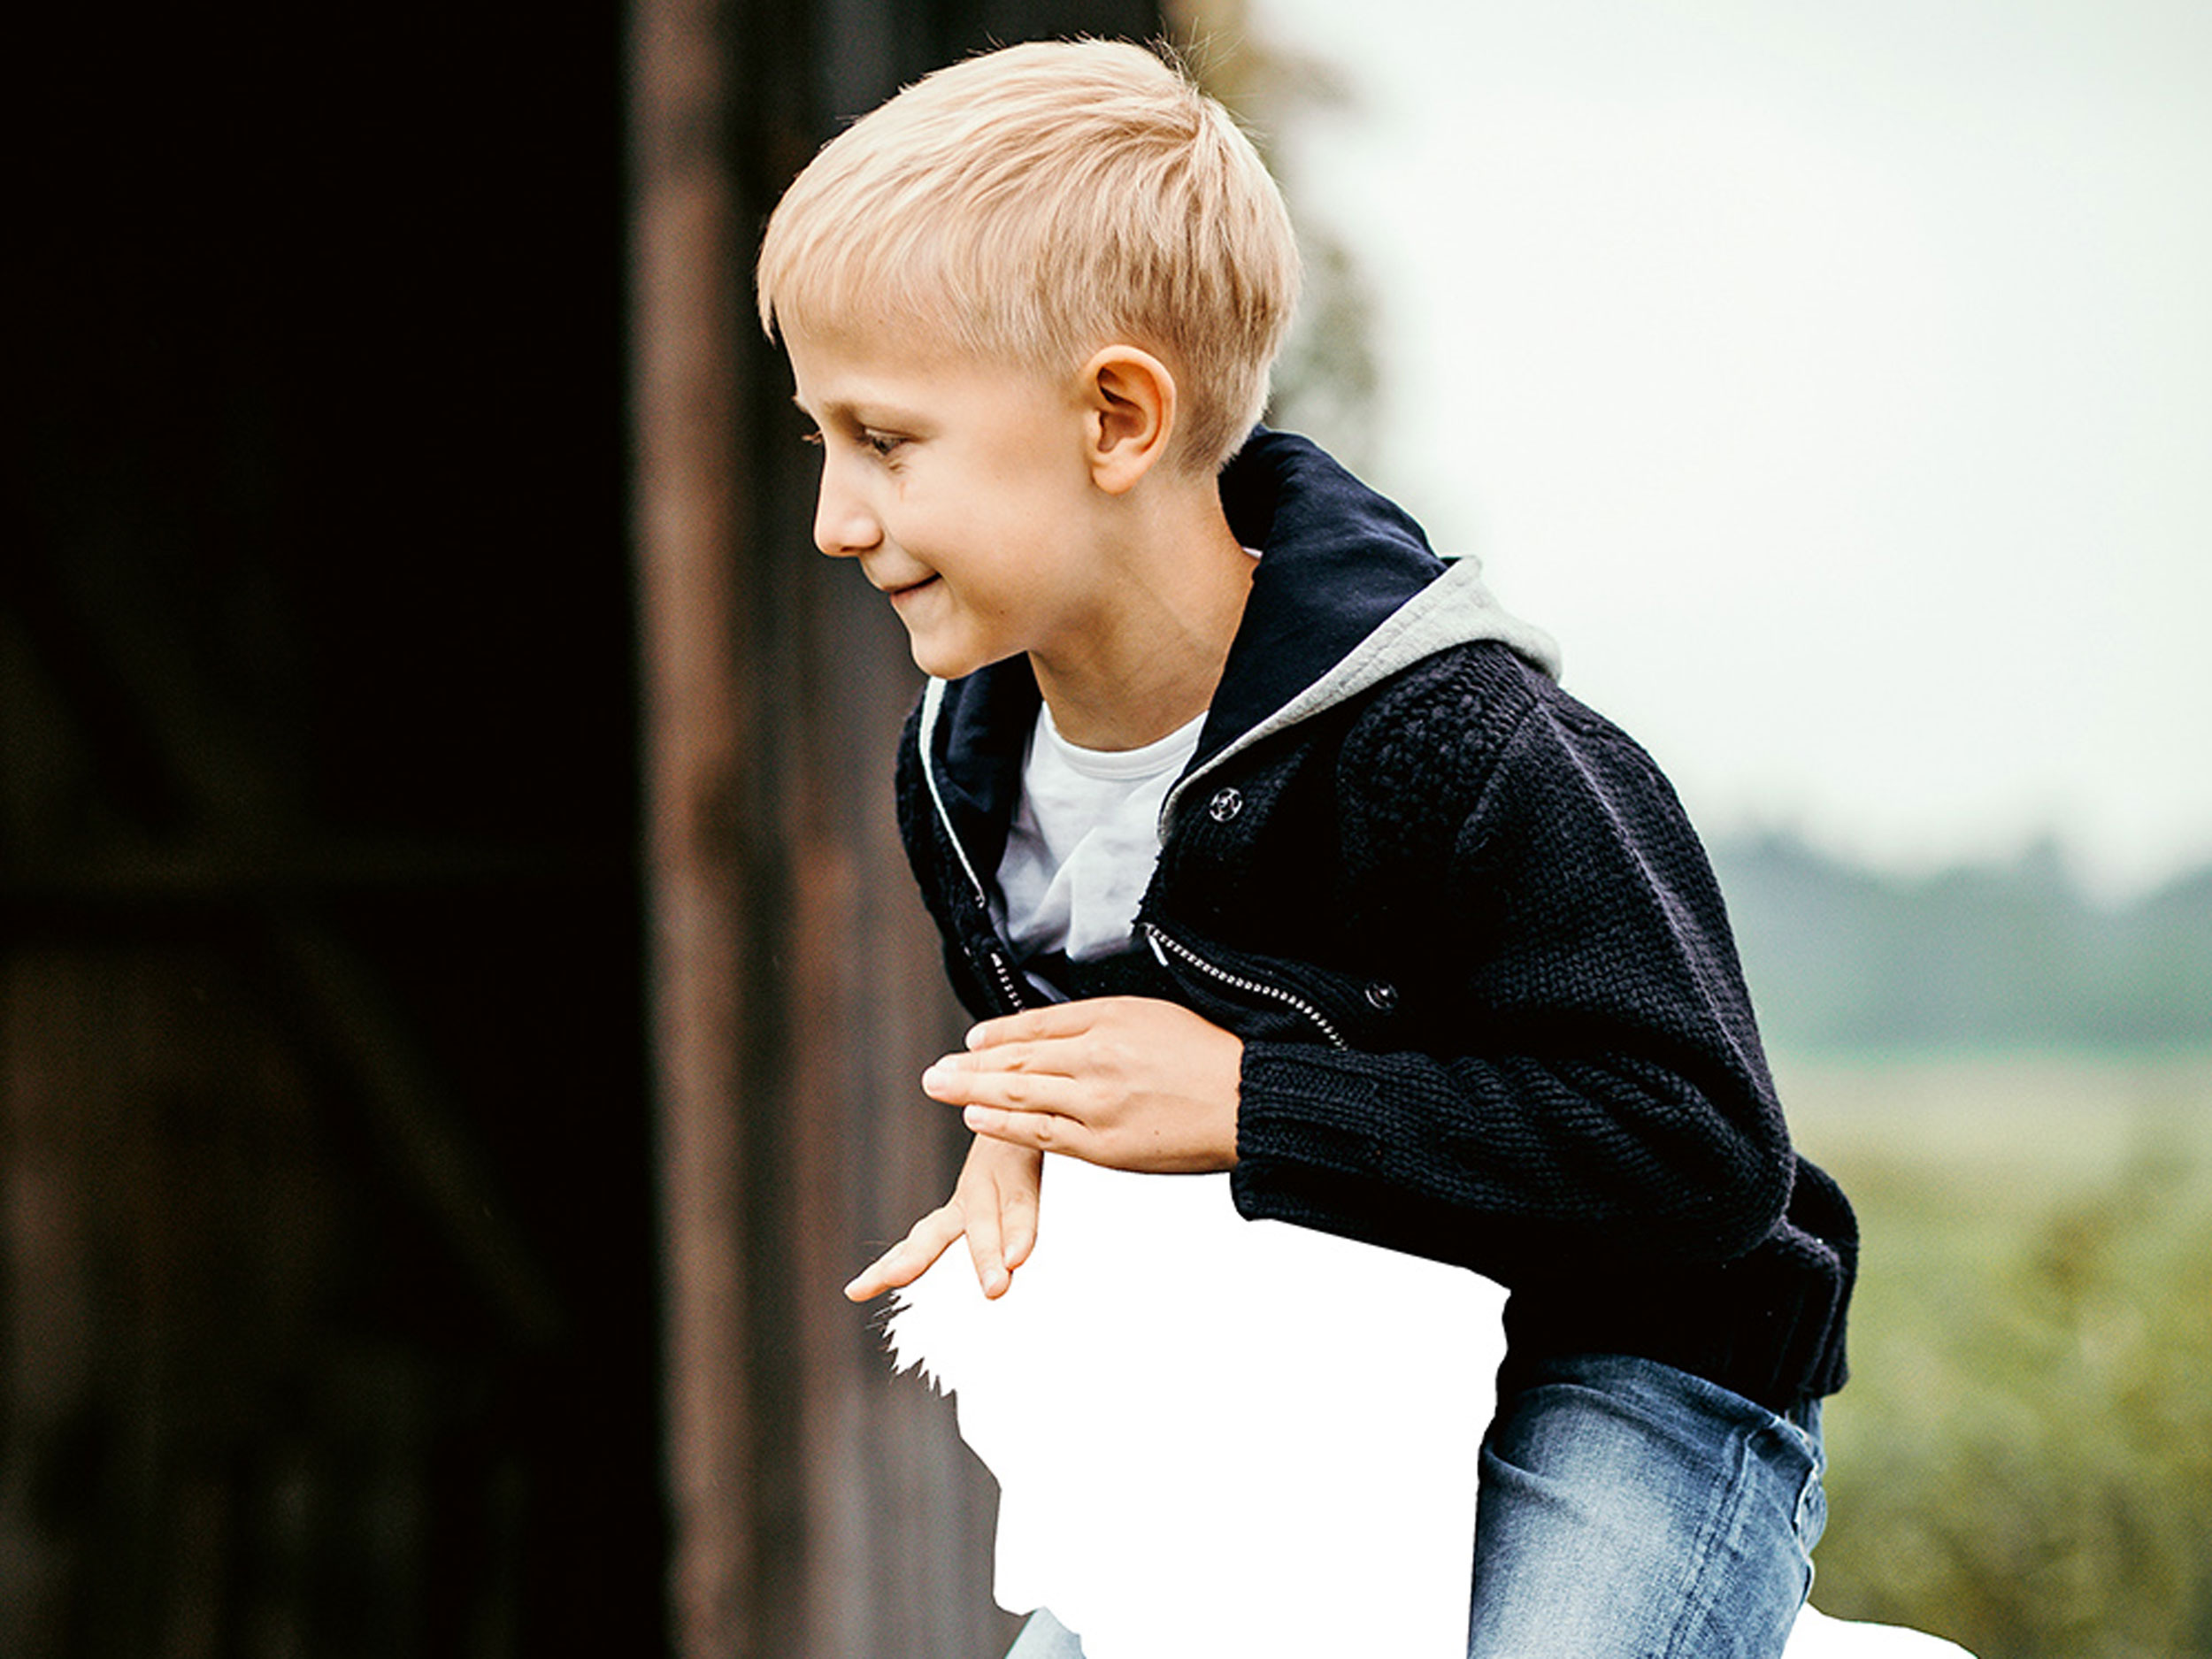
[785,321,949,409]
[782,290,964,363]
[789,304,945,365]
[784,316,1058,412]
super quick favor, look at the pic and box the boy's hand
[923,996,1241,1174]
[843,1134,1041,1302]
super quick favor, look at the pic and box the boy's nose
[813,472,883,559]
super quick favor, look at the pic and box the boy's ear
[1079,345,1177,495]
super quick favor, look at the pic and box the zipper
[1141,923,1348,1050]
[976,935,1029,1015]
[917,680,1033,1017]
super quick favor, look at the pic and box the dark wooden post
[627,4,1166,1654]
[626,0,770,1649]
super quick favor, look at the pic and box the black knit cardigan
[892,432,1855,1412]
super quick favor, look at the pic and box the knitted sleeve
[1229,691,1795,1282]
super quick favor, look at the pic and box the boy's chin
[902,634,975,681]
[902,631,1015,683]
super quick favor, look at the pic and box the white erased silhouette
[887,1154,1974,1659]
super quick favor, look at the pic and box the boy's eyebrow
[790,389,929,431]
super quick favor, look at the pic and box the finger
[930,1036,1082,1081]
[964,1102,1090,1159]
[963,1001,1099,1051]
[1000,1179,1040,1271]
[843,1204,965,1302]
[923,1058,1090,1116]
[964,1195,1011,1300]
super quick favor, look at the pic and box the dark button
[1364,981,1399,1012]
[1207,787,1244,824]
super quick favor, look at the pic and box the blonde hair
[757,39,1300,472]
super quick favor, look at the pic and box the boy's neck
[1031,476,1251,753]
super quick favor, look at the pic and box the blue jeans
[1002,1608,1086,1659]
[1004,1352,1825,1659]
[1468,1353,1826,1658]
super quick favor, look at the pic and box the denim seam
[1656,1419,1759,1659]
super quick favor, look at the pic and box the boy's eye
[795,419,906,459]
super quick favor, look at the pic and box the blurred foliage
[1788,1056,2212,1659]
[1714,833,2212,1052]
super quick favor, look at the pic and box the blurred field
[1779,1050,2212,1659]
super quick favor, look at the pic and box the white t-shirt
[995,703,1204,971]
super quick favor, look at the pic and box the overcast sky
[1253,0,2212,897]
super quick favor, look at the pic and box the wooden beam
[626,0,762,1648]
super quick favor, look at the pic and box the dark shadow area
[9,4,660,1653]
[10,2,1171,1653]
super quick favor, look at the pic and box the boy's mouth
[884,575,940,603]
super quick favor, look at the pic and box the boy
[757,38,1853,1659]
